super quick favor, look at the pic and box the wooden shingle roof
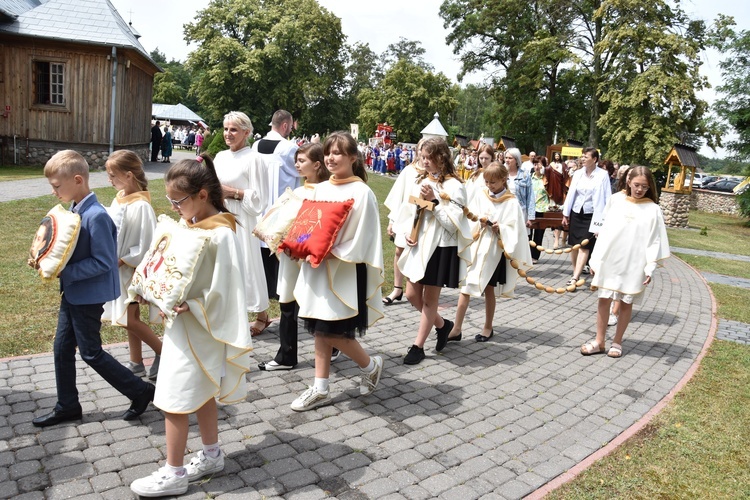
[0,0,158,68]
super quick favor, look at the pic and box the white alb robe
[395,176,473,284]
[102,191,159,326]
[293,177,384,327]
[462,189,533,298]
[383,163,421,248]
[589,194,670,296]
[214,147,270,312]
[154,214,252,414]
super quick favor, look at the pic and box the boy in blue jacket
[32,150,155,427]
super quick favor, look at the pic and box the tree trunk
[588,8,602,147]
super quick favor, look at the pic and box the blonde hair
[223,111,254,134]
[44,150,88,179]
[106,150,148,191]
[483,161,508,183]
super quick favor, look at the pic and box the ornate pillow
[29,204,81,281]
[278,199,354,268]
[252,188,304,252]
[128,215,211,326]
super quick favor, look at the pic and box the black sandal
[382,286,403,305]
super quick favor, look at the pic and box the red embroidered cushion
[278,199,354,268]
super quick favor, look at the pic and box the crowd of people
[32,118,670,497]
[150,122,208,164]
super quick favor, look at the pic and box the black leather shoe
[447,332,462,343]
[32,409,82,427]
[435,319,454,352]
[475,330,494,342]
[122,383,155,421]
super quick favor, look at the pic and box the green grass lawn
[667,211,750,256]
[674,252,750,280]
[0,165,46,181]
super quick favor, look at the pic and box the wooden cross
[408,195,434,242]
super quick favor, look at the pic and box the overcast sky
[111,0,748,158]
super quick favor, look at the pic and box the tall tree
[440,0,581,151]
[383,37,433,71]
[358,60,458,142]
[714,17,750,161]
[595,0,717,166]
[184,0,347,129]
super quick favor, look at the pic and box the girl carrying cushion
[130,154,252,497]
[396,137,473,365]
[287,132,385,412]
[102,150,162,380]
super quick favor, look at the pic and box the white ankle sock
[203,442,221,459]
[165,463,186,477]
[313,377,329,393]
[362,358,375,373]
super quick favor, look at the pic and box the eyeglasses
[165,193,191,208]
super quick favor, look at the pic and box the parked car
[691,172,707,187]
[700,176,719,188]
[703,179,741,193]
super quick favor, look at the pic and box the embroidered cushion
[278,199,354,268]
[29,204,81,281]
[128,215,211,326]
[252,188,304,252]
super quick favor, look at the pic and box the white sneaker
[185,450,224,481]
[608,314,618,326]
[124,361,146,377]
[331,348,341,362]
[130,467,188,497]
[291,386,331,412]
[360,355,383,396]
[583,265,591,275]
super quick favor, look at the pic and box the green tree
[383,37,432,71]
[358,60,459,142]
[596,0,717,167]
[184,0,347,130]
[439,0,583,151]
[715,20,750,161]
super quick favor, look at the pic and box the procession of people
[32,114,670,497]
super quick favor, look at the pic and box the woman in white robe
[131,155,252,498]
[581,166,670,358]
[448,162,533,343]
[214,111,271,335]
[288,132,384,412]
[102,150,162,379]
[395,138,473,364]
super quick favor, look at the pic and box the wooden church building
[0,0,160,167]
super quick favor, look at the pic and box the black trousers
[260,247,279,300]
[273,301,299,366]
[530,211,546,260]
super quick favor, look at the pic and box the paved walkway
[0,165,745,499]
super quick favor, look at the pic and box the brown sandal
[250,315,272,337]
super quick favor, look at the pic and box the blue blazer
[60,193,120,305]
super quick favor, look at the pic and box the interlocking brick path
[0,252,714,499]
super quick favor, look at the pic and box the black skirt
[568,209,594,246]
[302,263,368,339]
[486,253,507,286]
[419,246,460,288]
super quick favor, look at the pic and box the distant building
[0,0,161,167]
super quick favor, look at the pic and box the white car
[691,172,707,188]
